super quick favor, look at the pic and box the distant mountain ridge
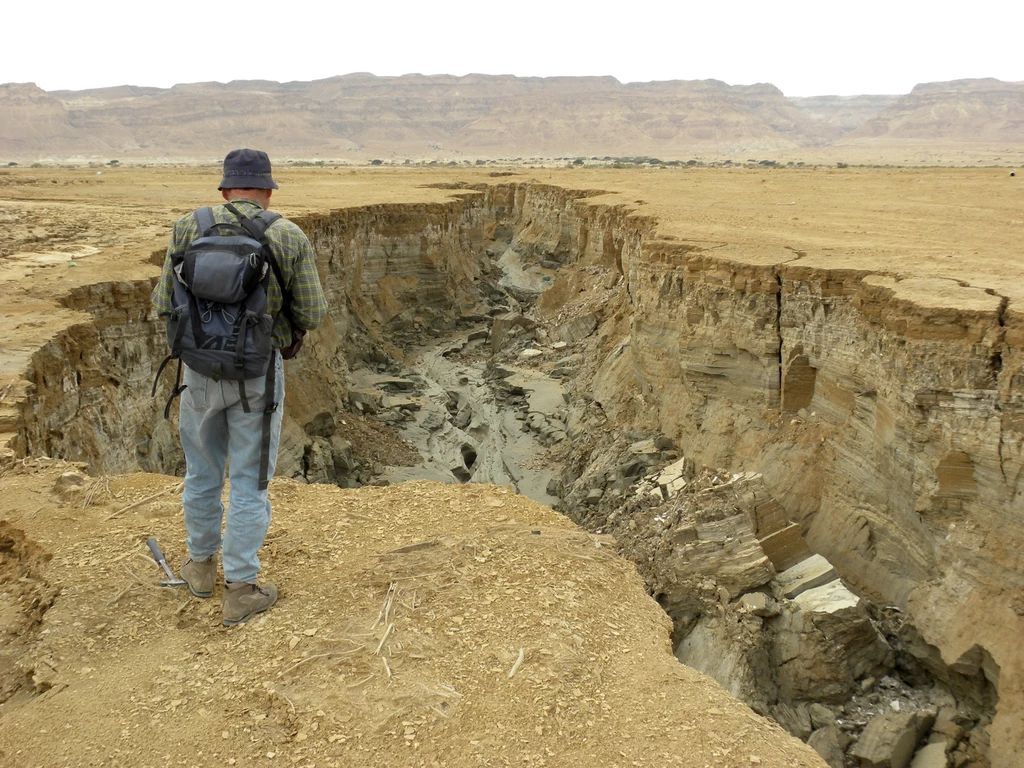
[1,74,1022,160]
[787,95,901,133]
[845,78,1024,143]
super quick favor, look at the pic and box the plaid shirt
[152,198,327,349]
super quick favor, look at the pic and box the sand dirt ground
[0,461,825,767]
[1,164,1021,766]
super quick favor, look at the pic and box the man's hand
[279,328,306,360]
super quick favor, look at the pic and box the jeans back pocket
[182,365,209,411]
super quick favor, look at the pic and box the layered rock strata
[490,184,1021,766]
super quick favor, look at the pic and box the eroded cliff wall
[10,195,496,483]
[503,183,1021,766]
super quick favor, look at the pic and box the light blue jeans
[179,353,284,583]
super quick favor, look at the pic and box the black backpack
[151,202,288,489]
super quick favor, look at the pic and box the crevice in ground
[3,180,1017,767]
[775,269,784,409]
[990,292,1009,381]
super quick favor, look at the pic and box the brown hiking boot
[222,582,278,626]
[180,555,217,598]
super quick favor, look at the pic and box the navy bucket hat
[218,148,279,190]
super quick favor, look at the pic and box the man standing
[152,148,328,625]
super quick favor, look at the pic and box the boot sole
[187,584,214,598]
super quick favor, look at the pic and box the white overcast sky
[4,0,1022,97]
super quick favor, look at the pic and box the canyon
[0,165,1021,767]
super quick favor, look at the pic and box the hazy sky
[5,0,1022,97]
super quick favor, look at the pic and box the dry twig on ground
[104,481,183,521]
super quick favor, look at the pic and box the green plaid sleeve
[264,219,328,348]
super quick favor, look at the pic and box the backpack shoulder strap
[257,214,296,327]
[194,206,216,235]
[256,210,283,230]
[224,203,280,240]
[251,211,287,285]
[244,210,281,240]
[224,205,297,330]
[266,247,290,305]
